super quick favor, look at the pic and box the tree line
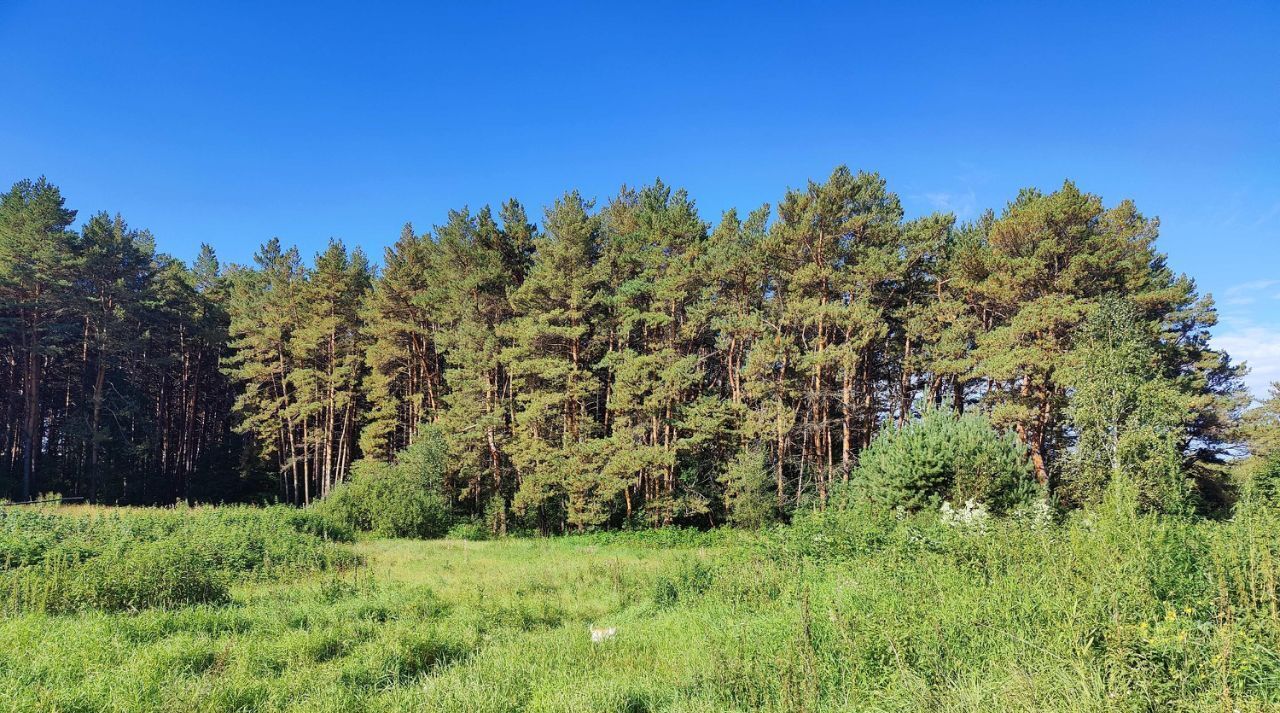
[0,179,237,504]
[0,168,1248,529]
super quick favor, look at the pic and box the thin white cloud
[1214,325,1280,400]
[922,189,977,219]
[1222,279,1280,306]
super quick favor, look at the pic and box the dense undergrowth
[0,505,356,614]
[1,493,1279,711]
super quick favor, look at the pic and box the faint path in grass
[354,537,696,627]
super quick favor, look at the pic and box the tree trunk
[20,308,41,501]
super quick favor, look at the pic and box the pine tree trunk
[20,307,40,501]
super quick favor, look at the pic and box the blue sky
[1,1,1277,396]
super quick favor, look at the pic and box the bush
[847,409,1038,513]
[312,427,454,539]
[446,519,490,541]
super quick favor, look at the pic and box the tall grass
[0,505,358,614]
[0,500,1277,710]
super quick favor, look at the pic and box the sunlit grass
[0,535,714,712]
[1,503,1279,711]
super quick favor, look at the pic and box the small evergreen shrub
[848,409,1037,513]
[718,448,776,529]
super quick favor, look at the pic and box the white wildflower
[1018,498,1053,530]
[940,499,990,533]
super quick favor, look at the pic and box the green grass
[0,505,356,614]
[1,502,1279,711]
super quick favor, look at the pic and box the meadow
[0,492,1278,713]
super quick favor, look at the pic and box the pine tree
[76,213,156,499]
[359,224,444,461]
[434,206,525,529]
[596,181,712,524]
[0,178,79,499]
[155,249,239,502]
[912,217,989,415]
[289,239,371,501]
[963,183,1170,486]
[0,168,1250,516]
[760,167,904,505]
[1244,383,1280,461]
[703,206,769,410]
[851,408,1035,512]
[504,192,605,531]
[225,238,307,501]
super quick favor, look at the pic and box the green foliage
[313,427,453,538]
[225,237,372,506]
[431,205,527,531]
[3,508,1280,710]
[0,506,355,572]
[563,525,739,550]
[358,224,442,462]
[1061,298,1193,512]
[0,177,242,505]
[1243,382,1280,461]
[504,191,606,531]
[718,448,776,528]
[0,540,230,614]
[1240,454,1280,510]
[446,519,490,541]
[0,506,356,614]
[0,171,1248,531]
[278,507,357,543]
[848,409,1037,512]
[765,496,1280,711]
[0,178,80,500]
[650,556,714,608]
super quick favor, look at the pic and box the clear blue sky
[2,1,1277,395]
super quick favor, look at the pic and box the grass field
[1,499,1279,712]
